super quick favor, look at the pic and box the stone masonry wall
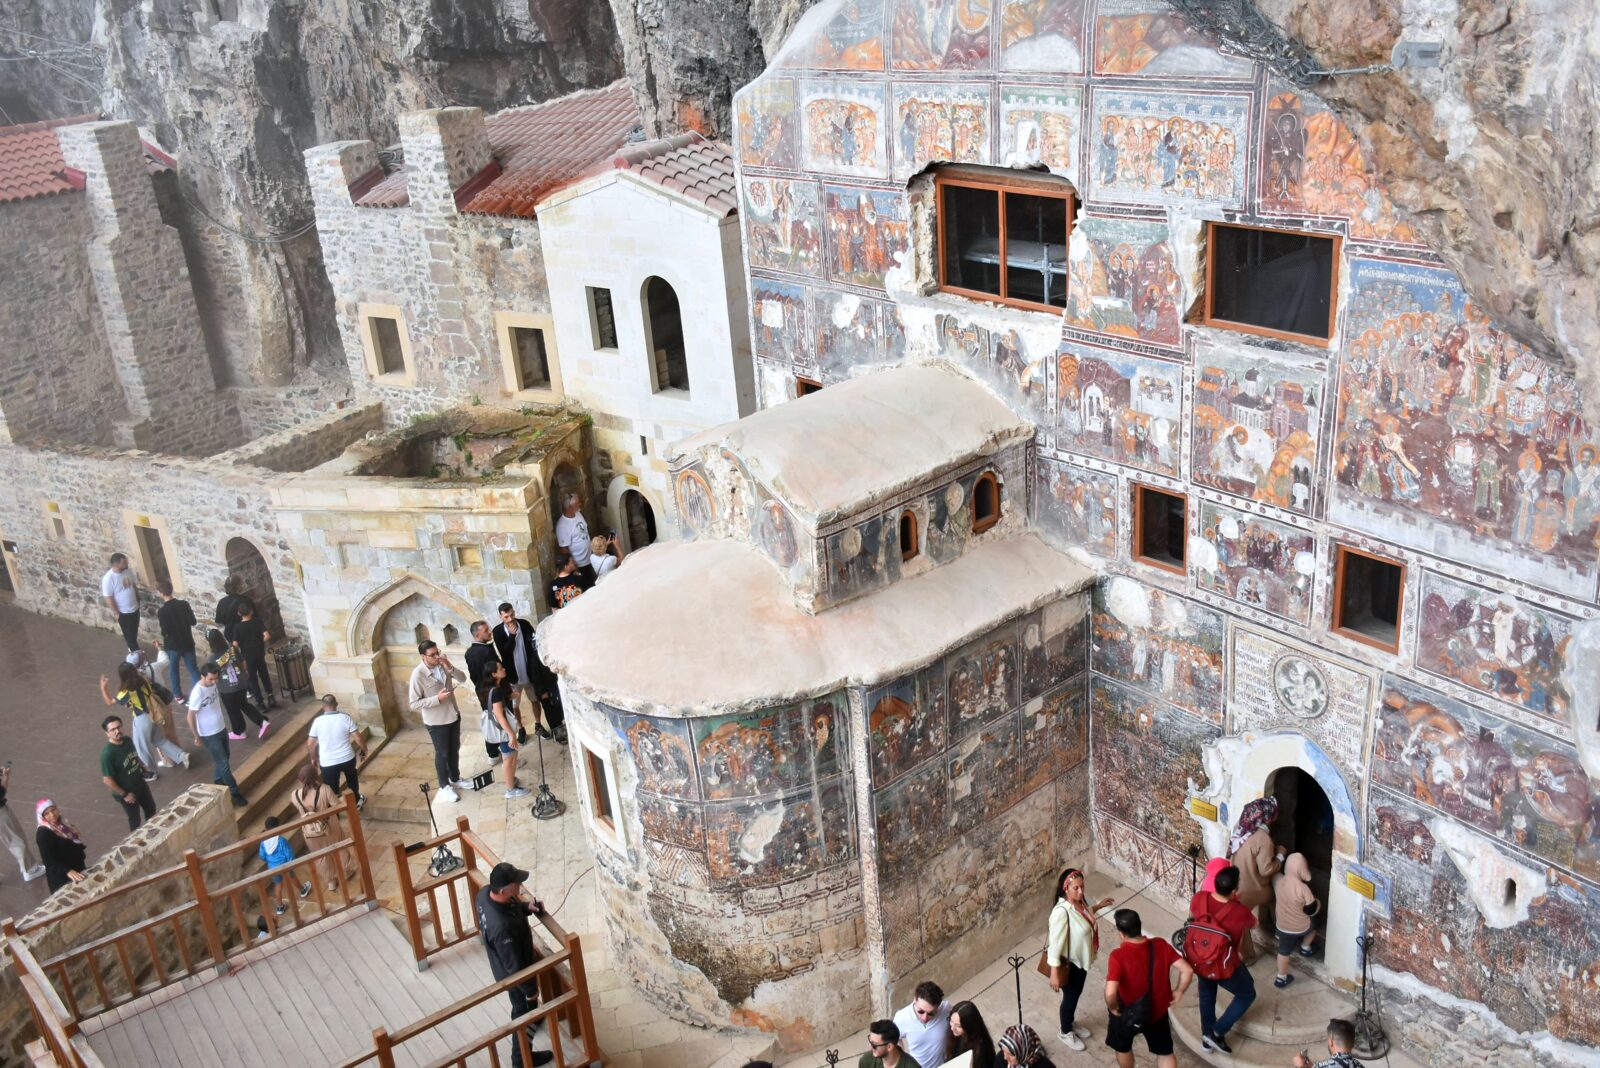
[229,401,384,473]
[0,195,126,448]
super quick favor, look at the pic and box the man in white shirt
[306,695,368,807]
[409,640,470,801]
[188,663,247,806]
[891,980,952,1068]
[554,492,595,583]
[101,553,141,652]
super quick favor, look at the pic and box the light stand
[1353,933,1391,1060]
[528,725,564,820]
[1007,953,1027,1027]
[419,783,463,878]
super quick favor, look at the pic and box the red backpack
[1181,897,1241,980]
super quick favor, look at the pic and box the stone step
[241,730,391,839]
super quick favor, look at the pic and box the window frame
[1329,543,1405,653]
[935,168,1077,315]
[1202,221,1341,347]
[1131,482,1188,575]
[357,302,418,386]
[899,510,919,562]
[971,472,1003,534]
[587,286,619,351]
[494,310,564,402]
[122,510,185,595]
[796,376,824,398]
[570,722,626,852]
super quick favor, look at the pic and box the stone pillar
[55,121,239,456]
[303,140,382,214]
[397,107,491,216]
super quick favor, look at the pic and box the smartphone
[3,761,11,770]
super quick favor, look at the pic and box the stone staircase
[231,698,388,835]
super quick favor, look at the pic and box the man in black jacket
[491,604,566,744]
[465,620,511,762]
[213,575,249,644]
[475,862,554,1068]
[155,581,200,697]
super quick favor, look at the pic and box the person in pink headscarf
[1199,856,1231,894]
[34,800,87,893]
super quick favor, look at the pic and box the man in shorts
[1104,908,1194,1068]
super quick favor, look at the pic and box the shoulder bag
[1117,941,1158,1034]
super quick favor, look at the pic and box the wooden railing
[6,790,376,1026]
[4,927,106,1068]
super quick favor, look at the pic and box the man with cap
[475,862,555,1068]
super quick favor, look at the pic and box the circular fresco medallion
[1272,654,1329,719]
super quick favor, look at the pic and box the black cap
[489,862,530,890]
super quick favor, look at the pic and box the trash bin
[274,642,313,701]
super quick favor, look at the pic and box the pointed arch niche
[338,573,482,733]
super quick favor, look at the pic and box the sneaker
[228,732,247,741]
[23,864,45,882]
[452,778,472,790]
[1059,1031,1086,1051]
[274,903,287,916]
[179,751,191,769]
[530,1053,554,1067]
[437,786,459,802]
[356,794,366,810]
[257,721,272,740]
[1072,1026,1090,1040]
[231,793,249,807]
[1299,944,1317,957]
[142,771,160,782]
[505,787,531,799]
[156,757,175,768]
[299,882,313,899]
[1203,1032,1233,1054]
[554,725,568,745]
[1275,973,1295,989]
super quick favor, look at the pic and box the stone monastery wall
[731,0,1600,1061]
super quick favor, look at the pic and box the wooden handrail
[35,899,199,971]
[344,790,377,901]
[393,839,426,965]
[204,838,363,899]
[11,866,188,934]
[419,990,580,1068]
[184,849,227,974]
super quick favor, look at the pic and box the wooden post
[2,920,20,977]
[565,932,601,1064]
[184,850,228,975]
[345,791,378,905]
[372,1026,397,1068]
[392,840,427,967]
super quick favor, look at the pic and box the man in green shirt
[858,1019,920,1068]
[100,716,157,831]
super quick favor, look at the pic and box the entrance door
[1266,766,1335,949]
[623,490,657,551]
[225,537,282,641]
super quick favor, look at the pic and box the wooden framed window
[588,286,618,350]
[971,472,1002,533]
[1204,222,1339,345]
[796,376,824,397]
[1331,544,1404,652]
[936,168,1075,313]
[899,510,919,561]
[1132,483,1186,573]
[583,744,616,830]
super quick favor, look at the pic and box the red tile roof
[354,169,410,209]
[354,82,642,217]
[608,133,737,217]
[0,115,174,206]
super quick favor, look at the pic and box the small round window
[972,472,1001,533]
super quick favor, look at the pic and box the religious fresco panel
[1092,577,1226,723]
[1191,342,1325,515]
[1090,676,1218,856]
[636,792,707,853]
[1227,626,1374,779]
[744,177,822,275]
[814,291,883,376]
[736,79,799,170]
[875,758,950,883]
[891,83,992,179]
[673,464,716,539]
[1092,0,1254,79]
[948,710,1022,832]
[1000,0,1087,71]
[754,492,814,589]
[1033,456,1118,557]
[703,788,831,887]
[823,185,907,290]
[923,470,981,563]
[801,81,889,178]
[1057,341,1183,477]
[607,707,700,800]
[1194,500,1316,625]
[1330,257,1600,593]
[999,86,1082,176]
[1259,88,1418,244]
[694,705,814,800]
[807,0,887,70]
[1370,675,1598,882]
[1055,762,1093,858]
[1415,572,1574,725]
[889,0,992,70]
[1020,602,1088,701]
[1022,680,1087,793]
[1062,216,1182,348]
[1088,89,1250,208]
[947,623,1020,742]
[823,512,899,603]
[1366,791,1600,1048]
[751,278,812,366]
[867,662,949,786]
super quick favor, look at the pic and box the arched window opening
[644,276,689,393]
[623,490,658,550]
[972,473,1001,533]
[899,511,919,561]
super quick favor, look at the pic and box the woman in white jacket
[1047,866,1116,1050]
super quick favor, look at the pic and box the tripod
[528,723,564,820]
[419,783,463,877]
[1353,933,1390,1059]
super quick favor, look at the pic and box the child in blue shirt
[259,816,311,915]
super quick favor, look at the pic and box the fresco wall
[735,0,1600,1056]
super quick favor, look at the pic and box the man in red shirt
[1189,865,1259,1053]
[1104,908,1194,1068]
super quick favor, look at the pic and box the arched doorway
[550,462,583,528]
[377,592,466,729]
[225,537,282,640]
[643,276,689,392]
[622,489,657,550]
[1265,765,1335,956]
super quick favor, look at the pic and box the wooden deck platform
[78,907,558,1067]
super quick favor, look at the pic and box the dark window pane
[1210,225,1334,338]
[1136,486,1185,568]
[1004,193,1069,308]
[942,184,1002,297]
[371,317,405,374]
[589,287,618,349]
[511,327,549,389]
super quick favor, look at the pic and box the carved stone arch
[348,573,482,657]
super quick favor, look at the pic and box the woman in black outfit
[948,1000,999,1067]
[34,800,87,892]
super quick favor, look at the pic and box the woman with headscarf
[34,800,87,892]
[1228,796,1284,960]
[998,1024,1055,1067]
[1272,852,1321,988]
[1046,866,1116,1050]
